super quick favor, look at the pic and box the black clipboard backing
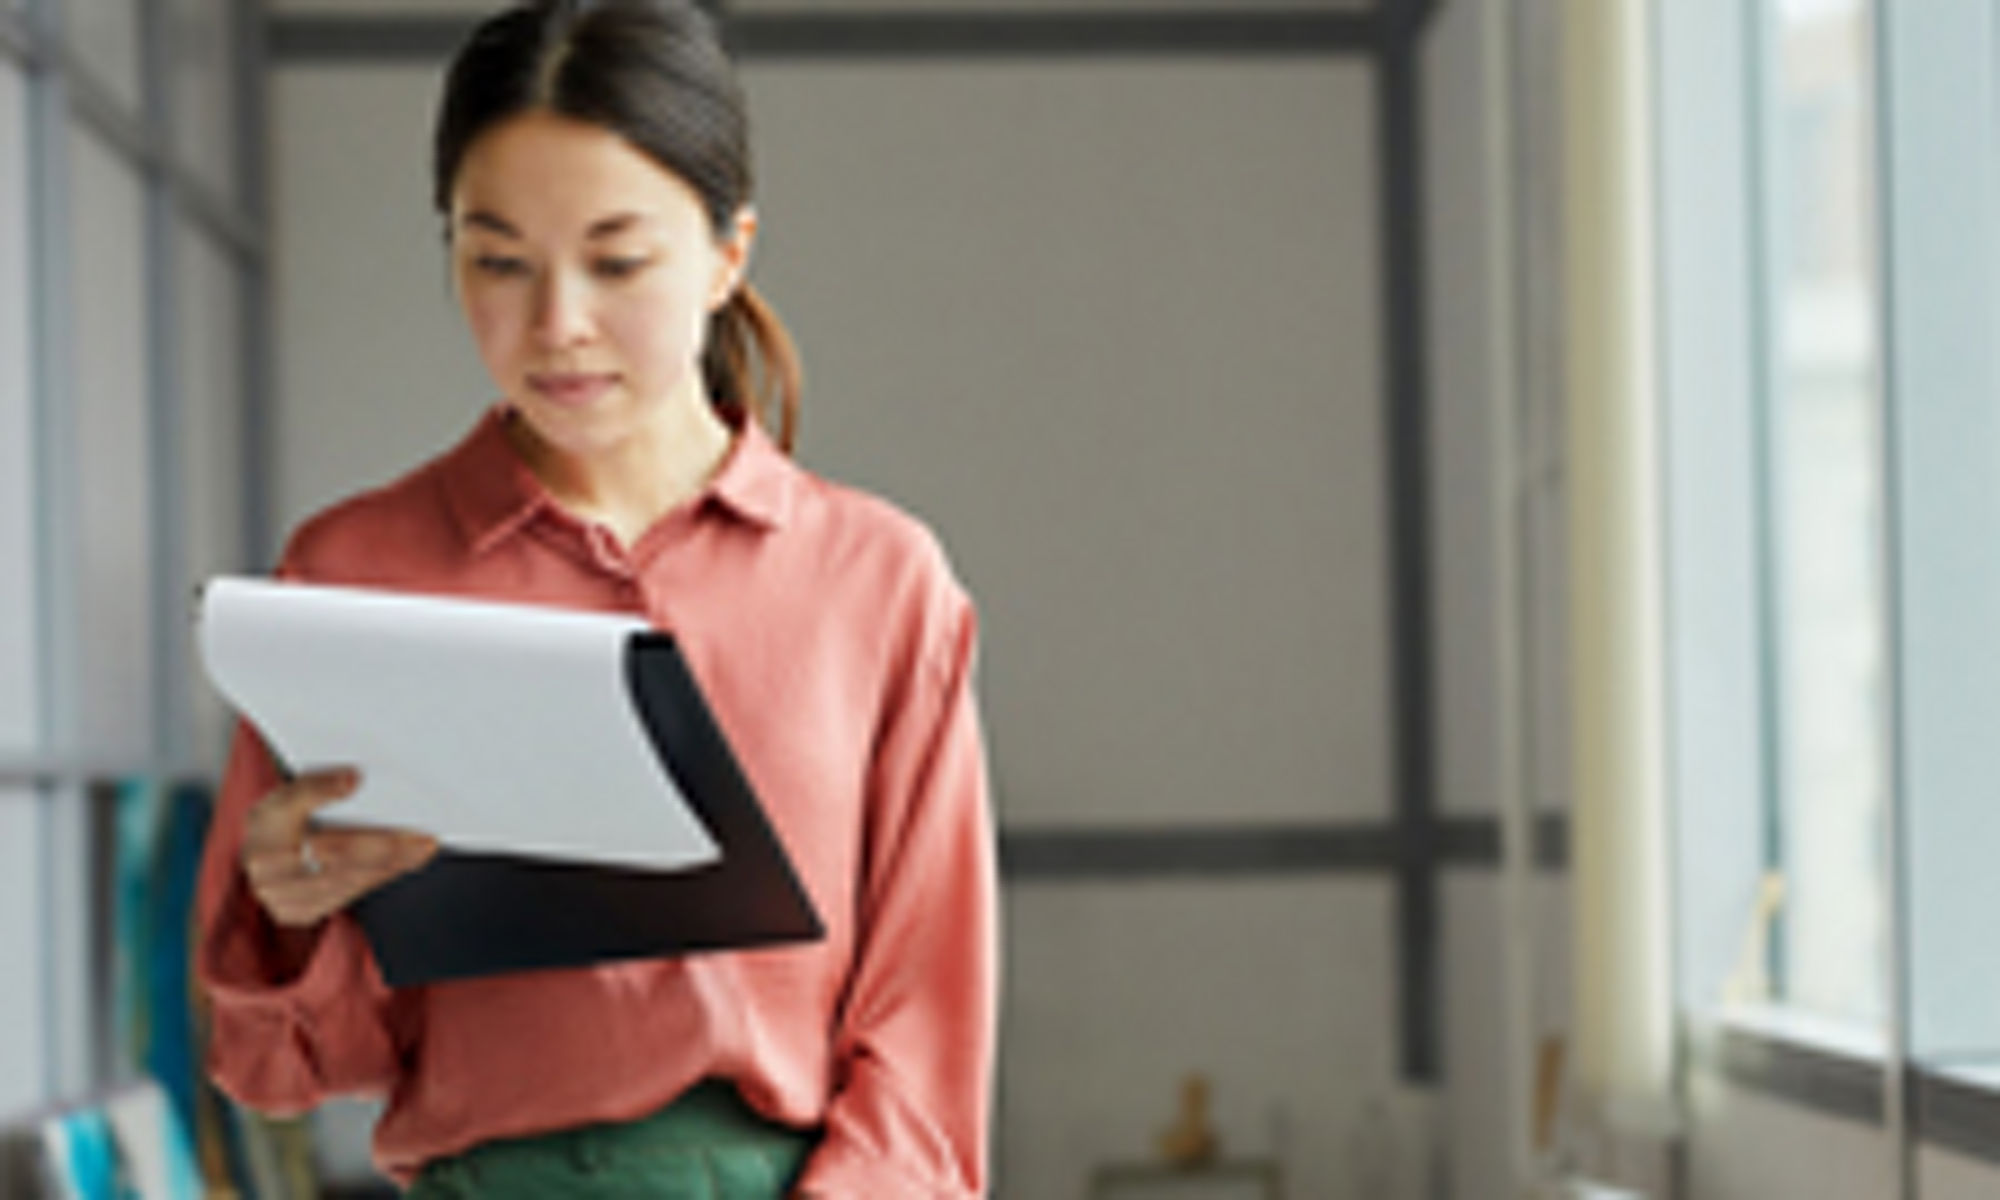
[348,633,823,987]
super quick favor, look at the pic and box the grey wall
[269,64,489,531]
[743,53,1399,1199]
[744,56,1391,834]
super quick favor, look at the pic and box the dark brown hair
[434,0,801,450]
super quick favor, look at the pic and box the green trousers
[405,1081,817,1199]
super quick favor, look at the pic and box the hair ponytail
[703,283,801,453]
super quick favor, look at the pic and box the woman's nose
[531,270,595,348]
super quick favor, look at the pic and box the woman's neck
[506,391,736,550]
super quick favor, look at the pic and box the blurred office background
[5,0,2000,1197]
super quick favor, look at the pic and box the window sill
[1916,1061,2000,1168]
[1686,1007,2000,1168]
[1689,1005,1885,1126]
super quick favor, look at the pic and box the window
[1754,0,1888,1029]
[169,0,241,205]
[0,788,49,1114]
[1661,0,1891,1036]
[1662,0,2000,1157]
[0,62,35,756]
[0,0,264,1122]
[1876,0,2000,1066]
[62,0,142,113]
[175,221,246,766]
[67,123,155,760]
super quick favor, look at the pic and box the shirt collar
[704,415,797,531]
[441,404,797,557]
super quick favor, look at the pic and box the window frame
[1658,0,2000,1173]
[0,0,267,1114]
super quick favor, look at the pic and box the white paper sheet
[197,576,720,871]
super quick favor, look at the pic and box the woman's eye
[593,257,652,281]
[473,255,531,278]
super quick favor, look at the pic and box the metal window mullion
[1740,0,1794,1009]
[143,0,189,776]
[1863,0,1916,1193]
[58,56,262,262]
[1645,0,1699,1181]
[272,10,1388,63]
[1482,0,1547,1185]
[1514,0,1567,831]
[0,756,180,787]
[169,168,261,262]
[61,50,150,164]
[1377,4,1441,1086]
[23,0,94,1107]
[236,0,273,572]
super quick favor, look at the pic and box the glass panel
[0,789,48,1115]
[67,122,154,760]
[175,222,244,768]
[1760,0,1888,1027]
[1658,0,1767,1013]
[0,65,37,756]
[62,0,143,114]
[1877,0,2000,1060]
[169,0,239,204]
[43,780,95,1095]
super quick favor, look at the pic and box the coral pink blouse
[196,408,997,1197]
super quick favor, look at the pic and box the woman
[194,2,997,1196]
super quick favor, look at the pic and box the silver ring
[299,837,323,876]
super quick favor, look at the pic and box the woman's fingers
[242,766,361,855]
[309,826,442,876]
[248,828,441,928]
[239,767,441,929]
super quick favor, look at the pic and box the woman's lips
[528,372,618,408]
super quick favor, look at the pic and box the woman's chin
[508,400,635,462]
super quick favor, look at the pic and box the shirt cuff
[200,871,366,1016]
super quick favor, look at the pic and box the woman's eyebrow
[455,211,650,239]
[586,213,649,239]
[460,211,520,237]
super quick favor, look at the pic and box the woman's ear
[709,205,759,311]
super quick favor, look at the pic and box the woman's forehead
[450,111,705,230]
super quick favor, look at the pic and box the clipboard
[197,577,824,987]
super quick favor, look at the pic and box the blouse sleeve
[793,595,1000,1199]
[195,540,427,1122]
[196,717,412,1112]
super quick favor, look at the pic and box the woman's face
[447,110,754,460]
